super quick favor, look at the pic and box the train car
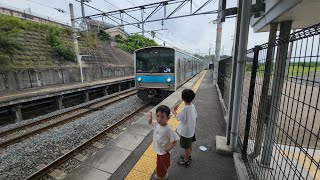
[134,46,207,102]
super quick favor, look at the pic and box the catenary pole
[69,3,84,83]
[80,0,87,30]
[214,0,223,79]
[226,0,242,145]
[230,0,252,150]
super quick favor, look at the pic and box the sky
[0,0,269,55]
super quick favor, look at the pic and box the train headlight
[137,77,142,82]
[167,77,171,83]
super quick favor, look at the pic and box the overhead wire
[101,0,182,48]
[25,0,68,13]
[192,1,212,21]
[80,0,178,47]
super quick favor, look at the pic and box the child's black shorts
[180,134,196,148]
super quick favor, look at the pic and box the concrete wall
[0,66,134,92]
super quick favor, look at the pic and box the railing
[218,23,320,179]
[217,57,232,110]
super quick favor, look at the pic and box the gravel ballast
[0,95,144,180]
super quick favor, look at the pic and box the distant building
[104,27,129,40]
[0,5,69,27]
[86,19,115,31]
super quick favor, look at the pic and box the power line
[125,1,183,48]
[125,0,136,7]
[192,1,211,21]
[79,0,185,49]
[101,0,183,48]
[103,0,120,10]
[25,0,68,13]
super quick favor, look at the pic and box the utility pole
[80,0,87,30]
[230,0,252,151]
[213,0,223,79]
[69,3,84,83]
[226,0,242,145]
[209,44,212,63]
[141,8,145,36]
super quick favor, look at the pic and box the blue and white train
[134,46,207,102]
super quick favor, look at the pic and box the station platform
[65,70,238,180]
[0,76,134,107]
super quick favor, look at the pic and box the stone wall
[0,66,134,92]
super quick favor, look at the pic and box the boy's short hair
[182,89,195,103]
[156,105,171,117]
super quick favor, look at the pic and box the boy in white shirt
[173,89,197,167]
[148,105,180,179]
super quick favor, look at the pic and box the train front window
[136,48,174,73]
[136,49,160,73]
[159,49,174,73]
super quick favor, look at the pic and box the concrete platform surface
[109,71,238,180]
[0,76,134,107]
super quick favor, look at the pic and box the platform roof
[250,0,320,32]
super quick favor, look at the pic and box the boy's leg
[156,153,170,179]
[184,148,191,161]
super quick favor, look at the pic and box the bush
[97,30,110,42]
[46,27,76,61]
[115,34,125,43]
[245,63,252,71]
[0,31,22,55]
[0,15,26,31]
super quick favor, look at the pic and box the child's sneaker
[180,155,192,162]
[178,159,191,167]
[154,173,168,179]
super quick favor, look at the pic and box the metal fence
[217,57,232,110]
[218,23,320,179]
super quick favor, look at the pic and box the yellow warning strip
[281,151,320,179]
[125,71,207,180]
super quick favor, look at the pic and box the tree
[97,30,110,42]
[116,34,158,53]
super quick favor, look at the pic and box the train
[134,46,208,102]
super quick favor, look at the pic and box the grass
[288,65,320,76]
[245,63,320,77]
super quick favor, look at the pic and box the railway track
[0,89,137,149]
[25,103,151,180]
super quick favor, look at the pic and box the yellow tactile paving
[125,71,207,180]
[144,145,157,158]
[133,155,157,174]
[125,170,150,180]
[281,150,320,179]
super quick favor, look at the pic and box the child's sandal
[178,159,191,167]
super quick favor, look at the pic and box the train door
[192,61,195,76]
[196,62,198,74]
[177,58,181,86]
[183,58,186,82]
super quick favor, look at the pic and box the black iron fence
[217,57,232,110]
[218,23,320,179]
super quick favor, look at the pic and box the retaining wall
[0,66,134,92]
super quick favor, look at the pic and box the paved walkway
[110,71,237,180]
[161,70,237,179]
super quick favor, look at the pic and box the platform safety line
[280,150,320,179]
[124,71,207,180]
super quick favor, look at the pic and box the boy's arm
[172,105,178,116]
[148,112,152,125]
[164,141,177,152]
